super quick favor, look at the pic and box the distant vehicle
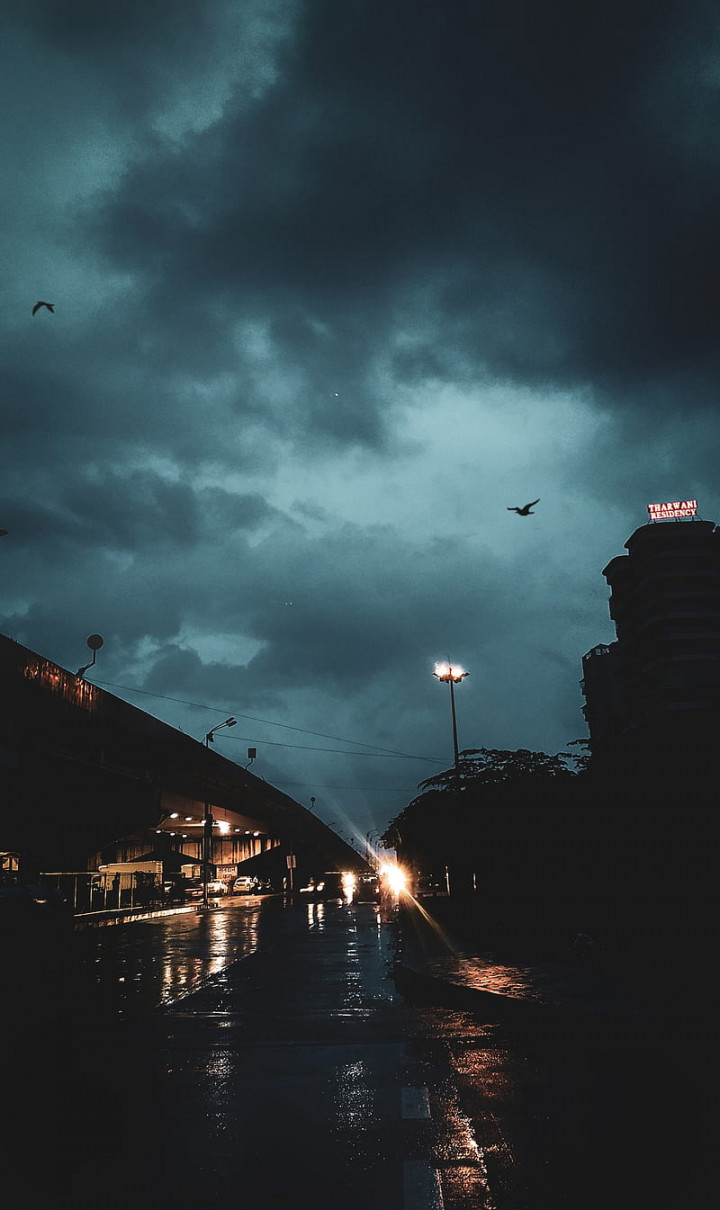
[186,878,227,900]
[0,882,70,914]
[0,878,72,937]
[415,873,447,898]
[355,874,381,902]
[1,852,70,919]
[233,875,258,894]
[299,871,352,902]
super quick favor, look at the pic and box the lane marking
[402,1086,431,1119]
[403,1160,444,1209]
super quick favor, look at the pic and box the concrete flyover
[0,633,367,884]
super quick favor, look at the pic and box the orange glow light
[380,863,407,897]
[434,661,466,679]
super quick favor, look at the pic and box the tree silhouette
[418,746,575,794]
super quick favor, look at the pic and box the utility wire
[272,781,418,791]
[221,731,442,760]
[95,678,444,764]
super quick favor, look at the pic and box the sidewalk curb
[392,959,554,1023]
[73,905,193,928]
[390,958,673,1054]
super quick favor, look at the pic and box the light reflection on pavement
[396,897,714,1210]
[70,899,271,1014]
[7,893,712,1209]
[4,898,514,1209]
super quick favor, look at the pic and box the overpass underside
[2,635,366,881]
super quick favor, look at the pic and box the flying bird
[32,301,54,316]
[507,499,540,515]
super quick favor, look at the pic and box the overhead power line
[222,731,441,759]
[95,678,444,765]
[272,780,416,792]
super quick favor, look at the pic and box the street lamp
[201,717,236,910]
[77,633,104,679]
[433,662,469,782]
[366,830,380,867]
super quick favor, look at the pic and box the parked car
[185,878,227,899]
[0,881,71,916]
[415,873,447,897]
[233,875,258,894]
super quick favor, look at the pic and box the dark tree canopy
[418,747,577,794]
[381,746,580,853]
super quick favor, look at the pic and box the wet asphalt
[2,892,714,1209]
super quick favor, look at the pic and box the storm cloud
[2,1,719,838]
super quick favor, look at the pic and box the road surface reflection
[71,900,269,1013]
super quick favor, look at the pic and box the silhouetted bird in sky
[32,301,54,316]
[507,499,540,515]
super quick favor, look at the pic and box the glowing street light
[200,717,236,910]
[433,662,469,780]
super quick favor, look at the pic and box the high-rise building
[581,516,720,780]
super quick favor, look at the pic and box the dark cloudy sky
[2,1,719,844]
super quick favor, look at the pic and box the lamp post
[77,633,104,679]
[201,717,236,910]
[433,662,469,783]
[366,830,380,868]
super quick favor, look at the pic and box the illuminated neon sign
[647,499,698,521]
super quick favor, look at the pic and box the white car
[233,875,257,894]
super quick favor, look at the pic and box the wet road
[397,902,714,1210]
[4,894,713,1209]
[7,895,484,1210]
